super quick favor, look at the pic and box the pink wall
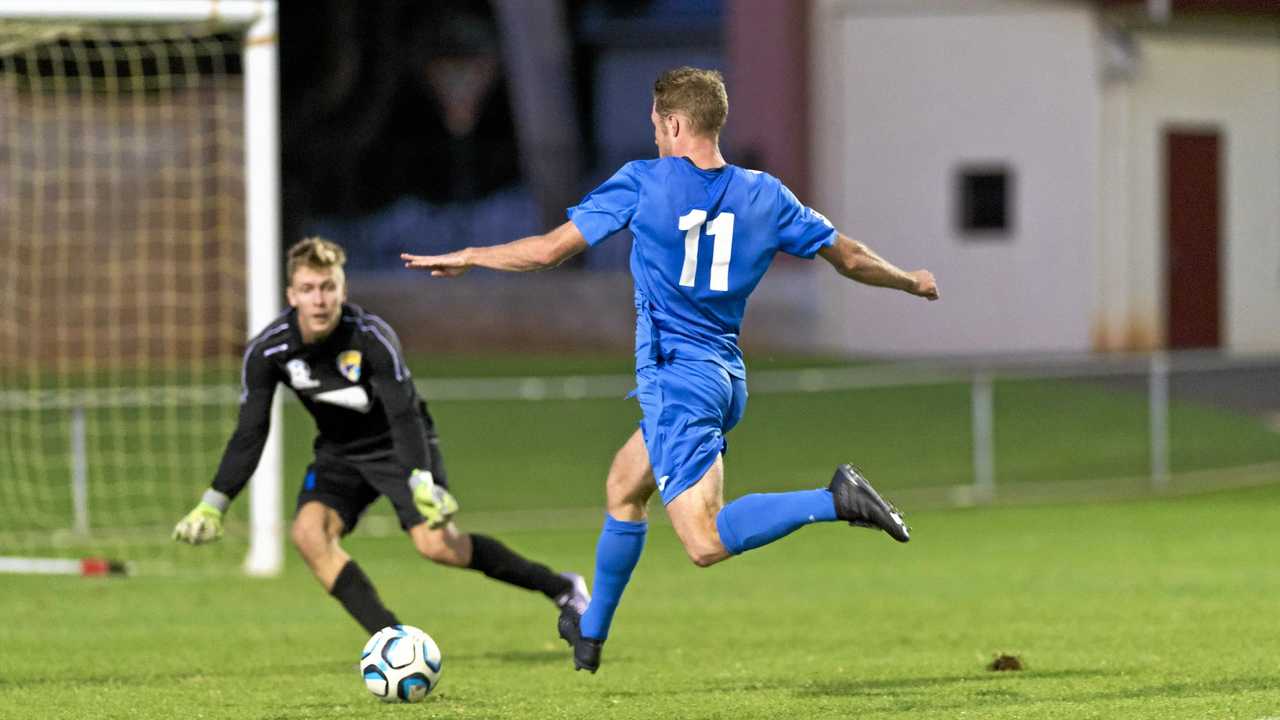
[725,0,811,200]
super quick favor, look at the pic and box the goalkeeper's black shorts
[294,436,449,535]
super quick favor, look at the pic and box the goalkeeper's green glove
[409,469,458,529]
[172,490,229,545]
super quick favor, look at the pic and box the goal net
[0,6,280,575]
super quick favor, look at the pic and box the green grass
[396,375,1280,509]
[0,352,856,388]
[406,351,863,376]
[2,355,1278,716]
[2,483,1279,719]
[3,362,1277,547]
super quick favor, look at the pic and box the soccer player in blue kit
[402,67,940,673]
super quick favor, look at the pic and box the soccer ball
[360,625,442,703]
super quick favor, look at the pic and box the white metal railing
[2,352,1276,538]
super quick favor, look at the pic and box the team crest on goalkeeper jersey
[285,359,320,390]
[337,350,362,382]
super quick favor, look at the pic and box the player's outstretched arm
[818,234,939,300]
[401,221,588,277]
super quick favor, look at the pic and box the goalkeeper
[174,237,588,636]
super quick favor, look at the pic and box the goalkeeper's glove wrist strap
[408,469,434,490]
[201,488,231,513]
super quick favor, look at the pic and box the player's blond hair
[286,237,347,284]
[653,66,728,138]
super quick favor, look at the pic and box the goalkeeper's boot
[557,605,603,674]
[554,572,591,617]
[829,464,910,543]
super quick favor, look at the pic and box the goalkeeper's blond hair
[286,237,347,283]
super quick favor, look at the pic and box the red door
[1165,129,1222,349]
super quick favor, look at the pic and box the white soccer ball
[359,625,443,703]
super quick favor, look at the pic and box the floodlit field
[2,356,1278,718]
[1,483,1278,719]
[3,355,1278,542]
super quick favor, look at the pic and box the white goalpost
[0,0,282,576]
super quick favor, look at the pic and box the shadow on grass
[588,671,1105,701]
[1055,675,1280,703]
[0,660,350,688]
[448,649,565,666]
[793,669,1109,697]
[798,671,1280,713]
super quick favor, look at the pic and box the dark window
[957,165,1014,238]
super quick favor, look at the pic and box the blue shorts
[634,360,748,505]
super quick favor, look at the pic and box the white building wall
[1103,32,1280,352]
[811,0,1101,356]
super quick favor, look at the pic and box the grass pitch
[2,355,1278,717]
[4,355,1277,544]
[2,482,1279,719]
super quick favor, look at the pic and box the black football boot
[557,605,603,673]
[829,464,910,543]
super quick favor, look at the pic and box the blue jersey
[568,157,836,378]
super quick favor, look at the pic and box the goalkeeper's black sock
[467,533,572,600]
[330,560,400,635]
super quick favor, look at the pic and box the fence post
[971,371,995,502]
[70,405,88,535]
[1149,352,1170,490]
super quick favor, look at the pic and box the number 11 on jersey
[678,210,735,292]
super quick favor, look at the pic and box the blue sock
[580,514,647,641]
[715,488,838,555]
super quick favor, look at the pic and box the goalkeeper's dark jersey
[210,303,433,501]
